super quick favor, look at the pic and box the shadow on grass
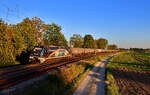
[81,62,94,71]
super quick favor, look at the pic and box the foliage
[107,44,118,50]
[130,48,145,52]
[119,48,128,52]
[83,34,95,48]
[10,26,25,56]
[96,38,108,49]
[70,34,83,48]
[16,18,38,51]
[31,17,45,44]
[0,19,16,65]
[145,48,150,53]
[44,23,68,46]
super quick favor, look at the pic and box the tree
[7,25,24,56]
[130,48,144,52]
[119,48,128,52]
[83,34,95,48]
[96,38,108,49]
[16,18,38,51]
[146,48,150,53]
[44,23,68,47]
[0,19,15,64]
[32,17,45,44]
[107,44,118,50]
[16,18,39,64]
[70,34,83,48]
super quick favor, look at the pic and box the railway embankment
[14,53,114,95]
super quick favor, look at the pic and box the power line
[0,1,21,23]
[0,0,52,24]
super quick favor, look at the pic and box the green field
[108,52,150,71]
[106,52,150,95]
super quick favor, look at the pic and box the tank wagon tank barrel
[69,47,118,57]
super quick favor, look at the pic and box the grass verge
[106,67,121,95]
[0,61,20,68]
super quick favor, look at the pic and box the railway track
[0,52,115,91]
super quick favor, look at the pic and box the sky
[0,0,150,48]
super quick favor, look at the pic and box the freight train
[29,46,117,63]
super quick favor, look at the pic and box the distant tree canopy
[107,44,118,50]
[129,48,150,53]
[70,34,83,48]
[130,48,145,52]
[96,38,108,49]
[83,34,95,48]
[146,48,150,53]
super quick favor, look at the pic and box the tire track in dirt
[112,68,150,95]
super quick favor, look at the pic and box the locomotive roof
[33,46,70,51]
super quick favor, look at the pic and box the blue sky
[0,0,150,48]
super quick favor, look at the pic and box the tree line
[70,34,118,50]
[0,17,117,66]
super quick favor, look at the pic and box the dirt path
[73,56,113,95]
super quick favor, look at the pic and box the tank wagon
[29,46,117,63]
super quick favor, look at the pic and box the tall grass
[106,67,121,95]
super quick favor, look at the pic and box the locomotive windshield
[31,47,43,57]
[43,49,53,57]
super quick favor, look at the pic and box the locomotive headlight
[29,56,34,62]
[29,56,33,59]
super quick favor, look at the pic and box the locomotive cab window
[58,50,66,56]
